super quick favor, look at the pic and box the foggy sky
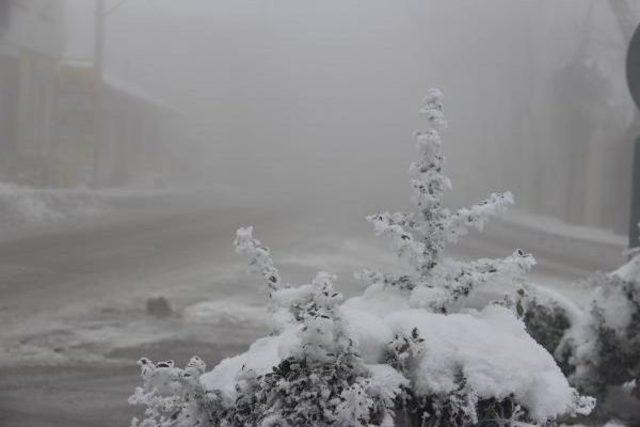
[63,0,637,223]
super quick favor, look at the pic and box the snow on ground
[0,261,263,368]
[0,182,243,241]
[0,222,592,370]
[0,231,391,368]
[0,182,105,229]
[0,200,617,426]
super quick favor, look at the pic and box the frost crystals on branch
[234,226,281,294]
[365,88,534,312]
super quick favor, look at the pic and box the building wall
[0,0,65,185]
[51,62,96,186]
[53,62,190,188]
[0,53,19,181]
[96,81,189,188]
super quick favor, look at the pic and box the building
[0,1,190,188]
[54,59,191,188]
[0,0,66,185]
[51,59,96,186]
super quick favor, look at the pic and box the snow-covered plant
[556,253,640,397]
[132,231,404,426]
[131,89,594,426]
[514,248,640,425]
[518,288,573,366]
[382,329,532,426]
[129,356,220,427]
[213,244,402,426]
[233,226,281,295]
[363,88,535,313]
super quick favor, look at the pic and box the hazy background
[1,1,640,425]
[54,0,637,232]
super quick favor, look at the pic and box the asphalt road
[0,200,288,426]
[0,198,592,426]
[0,197,393,426]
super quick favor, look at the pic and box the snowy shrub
[361,89,536,315]
[556,253,640,397]
[131,89,593,426]
[623,378,640,401]
[516,248,640,424]
[517,286,586,379]
[522,294,571,356]
[129,356,221,427]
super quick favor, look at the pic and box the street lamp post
[626,24,640,248]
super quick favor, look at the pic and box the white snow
[0,182,207,239]
[346,292,582,423]
[200,327,300,400]
[183,300,267,326]
[612,253,640,282]
[592,285,635,333]
[0,182,104,228]
[201,289,583,423]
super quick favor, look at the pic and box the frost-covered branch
[444,250,535,303]
[297,272,346,362]
[367,211,425,269]
[368,89,524,310]
[233,226,281,294]
[447,192,514,242]
[409,250,535,312]
[129,357,215,427]
[385,327,425,374]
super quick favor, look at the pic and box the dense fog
[2,2,640,425]
[59,0,638,232]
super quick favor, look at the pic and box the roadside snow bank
[0,182,104,228]
[0,182,205,237]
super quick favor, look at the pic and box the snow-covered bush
[129,356,220,427]
[362,89,534,313]
[517,286,586,378]
[515,245,640,425]
[522,294,570,356]
[556,253,640,397]
[130,89,593,426]
[518,246,640,407]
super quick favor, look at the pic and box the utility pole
[94,0,105,83]
[92,0,106,187]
